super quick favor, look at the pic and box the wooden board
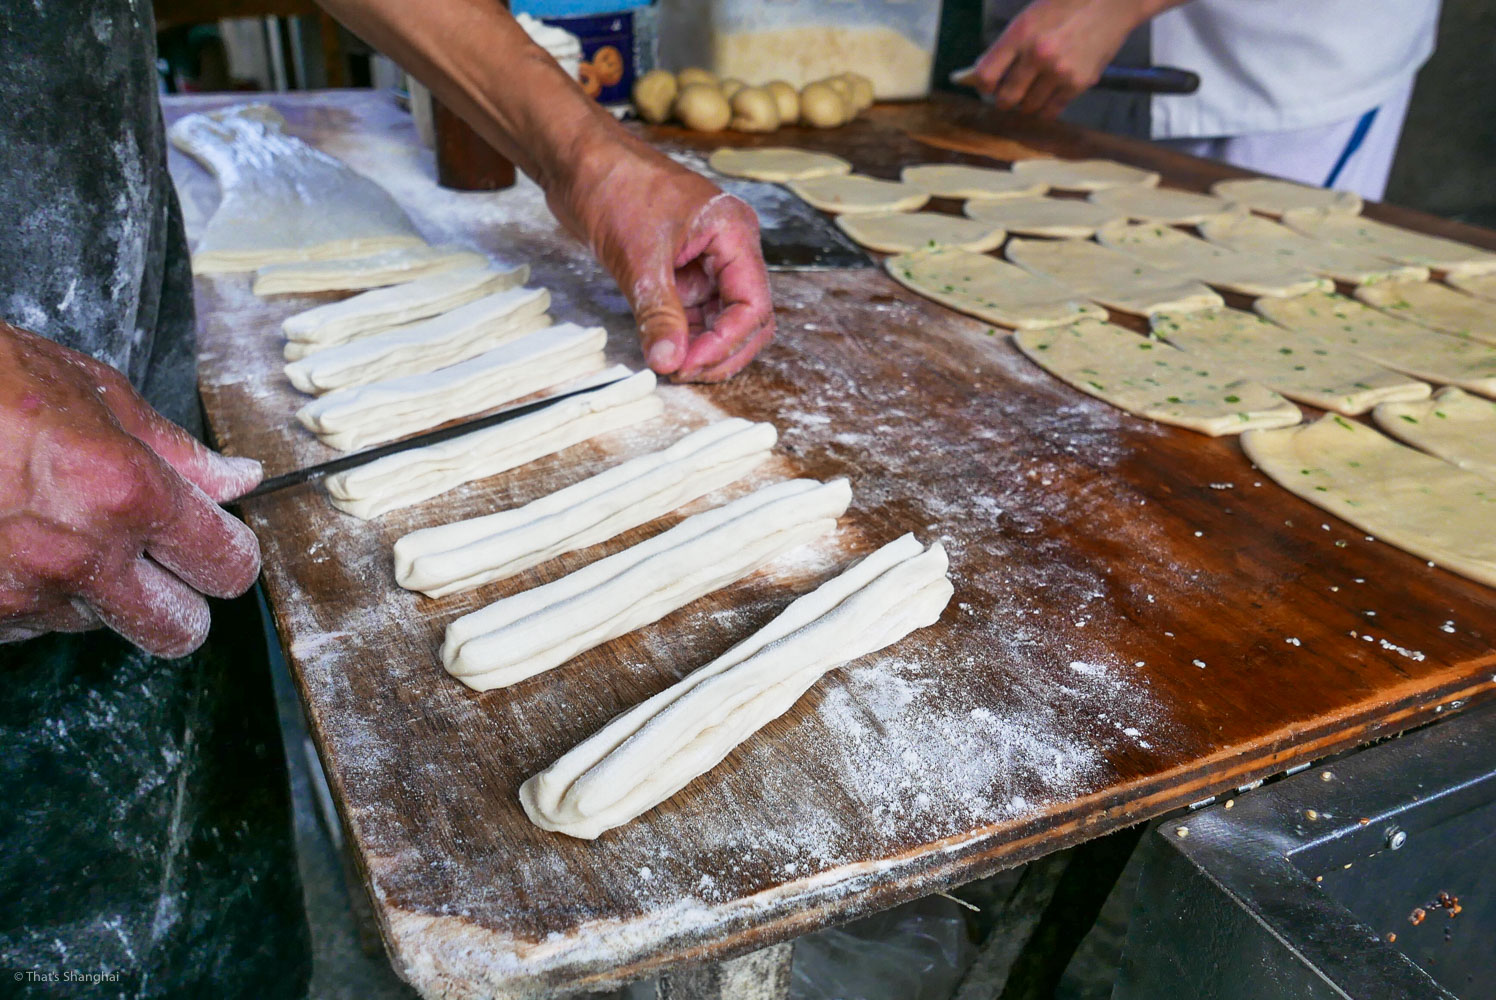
[165,91,1496,1000]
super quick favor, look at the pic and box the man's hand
[0,322,263,656]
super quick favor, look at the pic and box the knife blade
[713,178,876,270]
[948,62,1199,95]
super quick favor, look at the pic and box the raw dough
[1373,388,1496,482]
[1280,208,1496,276]
[675,84,732,131]
[788,175,929,214]
[520,533,951,839]
[1087,185,1233,225]
[1013,320,1301,436]
[836,212,1005,253]
[1447,271,1496,303]
[284,285,551,395]
[964,196,1124,238]
[1096,221,1331,298]
[1353,280,1496,346]
[442,478,854,691]
[707,146,851,182]
[1210,178,1362,218]
[252,246,486,296]
[1255,291,1496,397]
[1005,237,1223,316]
[886,247,1105,329]
[765,81,800,123]
[729,86,780,132]
[1198,210,1429,286]
[325,368,657,519]
[1150,308,1430,415]
[675,67,718,88]
[798,81,848,128]
[631,69,677,124]
[296,323,605,452]
[1010,158,1160,192]
[1242,416,1496,589]
[899,164,1046,201]
[395,419,776,597]
[169,104,425,273]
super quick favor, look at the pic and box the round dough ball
[799,81,848,128]
[632,69,678,124]
[842,72,875,111]
[676,66,718,88]
[719,77,746,100]
[818,75,854,106]
[729,86,780,133]
[674,83,732,132]
[765,80,799,124]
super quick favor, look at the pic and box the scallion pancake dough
[886,246,1105,329]
[964,196,1124,238]
[707,146,852,181]
[1281,208,1496,276]
[788,174,930,214]
[1013,319,1301,436]
[1096,221,1329,298]
[1255,291,1496,397]
[836,211,1005,253]
[252,245,487,295]
[1005,237,1223,316]
[1373,388,1496,482]
[519,534,952,839]
[899,164,1046,200]
[1210,178,1362,218]
[1242,415,1496,589]
[1354,280,1496,346]
[1198,210,1429,286]
[1010,158,1160,192]
[1150,308,1429,415]
[1447,271,1496,304]
[1087,185,1233,225]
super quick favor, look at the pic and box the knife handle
[1095,65,1200,94]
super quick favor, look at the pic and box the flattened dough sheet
[1096,221,1329,298]
[1210,178,1362,218]
[788,174,930,214]
[1198,210,1429,286]
[252,246,487,295]
[1087,185,1233,225]
[836,212,1005,253]
[886,247,1105,329]
[1354,280,1496,346]
[1373,388,1496,482]
[1005,237,1223,316]
[899,164,1046,200]
[1010,158,1159,191]
[1447,271,1496,304]
[707,147,852,181]
[964,196,1124,238]
[1280,208,1496,276]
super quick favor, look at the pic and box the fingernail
[647,340,679,370]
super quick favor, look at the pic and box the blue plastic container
[513,0,657,105]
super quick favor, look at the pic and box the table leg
[653,941,795,1000]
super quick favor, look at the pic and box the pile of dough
[395,420,776,597]
[1447,271,1496,304]
[1372,388,1496,482]
[787,175,929,214]
[325,368,658,519]
[899,164,1045,201]
[1013,320,1300,436]
[1096,221,1329,298]
[836,212,1005,254]
[1242,416,1496,589]
[519,533,952,839]
[1010,158,1160,191]
[885,247,1104,329]
[284,285,551,394]
[707,147,852,181]
[1198,211,1428,286]
[1087,185,1233,225]
[252,245,487,296]
[169,104,425,273]
[296,323,606,452]
[1210,178,1362,217]
[1354,280,1496,345]
[964,196,1124,238]
[1280,208,1496,276]
[1005,237,1223,316]
[1254,291,1496,396]
[281,265,528,359]
[1150,308,1430,415]
[442,478,853,691]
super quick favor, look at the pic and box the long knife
[949,62,1199,94]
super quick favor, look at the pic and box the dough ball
[765,80,799,124]
[842,72,875,111]
[676,67,718,88]
[799,82,848,128]
[674,83,732,132]
[632,69,678,124]
[818,75,854,107]
[729,86,780,133]
[719,77,746,100]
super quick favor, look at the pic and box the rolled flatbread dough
[252,246,487,296]
[787,175,930,214]
[1096,221,1329,298]
[836,212,1005,253]
[1372,388,1496,482]
[1280,208,1496,276]
[899,164,1046,201]
[1005,237,1223,316]
[1353,280,1496,346]
[1198,211,1428,286]
[707,146,852,181]
[1210,178,1362,218]
[964,196,1124,238]
[1447,271,1496,304]
[886,246,1105,330]
[1087,185,1233,225]
[1010,158,1160,192]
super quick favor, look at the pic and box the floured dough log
[1014,320,1300,435]
[1005,237,1223,316]
[281,265,528,359]
[326,368,657,519]
[1210,178,1362,218]
[1242,416,1496,589]
[442,478,854,691]
[1373,388,1496,482]
[284,286,551,395]
[1280,208,1496,276]
[885,247,1104,329]
[1096,221,1329,298]
[1354,280,1496,346]
[296,323,605,452]
[1010,158,1159,191]
[1447,271,1496,303]
[1150,308,1429,415]
[1087,185,1233,225]
[1198,211,1428,286]
[395,420,776,597]
[899,164,1045,201]
[964,196,1124,238]
[520,533,952,839]
[253,246,487,295]
[787,175,930,214]
[1255,291,1496,397]
[707,146,852,181]
[836,212,1005,253]
[168,104,425,272]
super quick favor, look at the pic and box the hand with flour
[0,322,263,655]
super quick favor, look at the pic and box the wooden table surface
[164,90,1496,1000]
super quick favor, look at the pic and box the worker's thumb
[631,277,691,376]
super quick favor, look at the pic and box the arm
[317,0,775,381]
